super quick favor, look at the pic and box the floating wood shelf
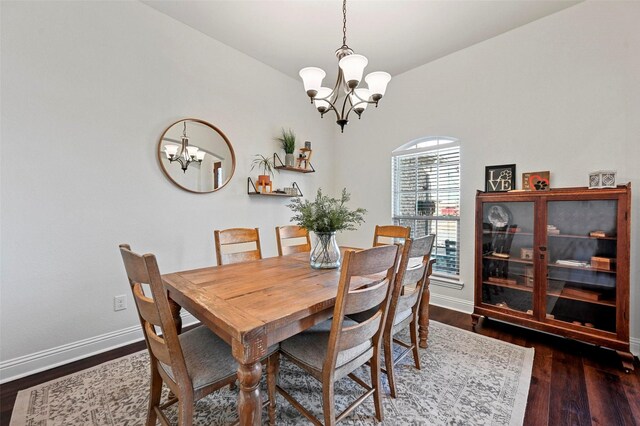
[247,178,302,197]
[273,153,315,173]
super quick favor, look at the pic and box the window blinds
[392,145,461,277]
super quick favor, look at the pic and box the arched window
[392,137,460,279]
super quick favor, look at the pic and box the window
[392,137,460,278]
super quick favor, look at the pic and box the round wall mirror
[157,118,236,193]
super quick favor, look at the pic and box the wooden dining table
[162,250,433,426]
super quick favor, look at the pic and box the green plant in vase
[275,128,296,167]
[287,188,366,269]
[251,154,277,192]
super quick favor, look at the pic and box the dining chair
[214,227,262,265]
[380,234,435,398]
[119,244,276,426]
[372,224,410,247]
[268,244,401,425]
[275,225,311,256]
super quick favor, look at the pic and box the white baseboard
[429,293,474,314]
[0,312,199,384]
[631,337,640,357]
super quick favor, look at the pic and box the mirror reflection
[158,119,235,193]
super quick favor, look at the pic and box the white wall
[0,0,335,380]
[332,1,640,350]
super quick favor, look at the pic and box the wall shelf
[247,178,302,197]
[273,153,315,173]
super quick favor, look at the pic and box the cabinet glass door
[545,200,617,333]
[481,202,535,316]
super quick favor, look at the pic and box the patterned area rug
[10,321,533,425]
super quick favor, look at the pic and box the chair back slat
[338,313,383,352]
[323,245,400,374]
[132,284,162,326]
[408,234,435,258]
[402,264,427,286]
[396,290,420,314]
[372,225,410,247]
[119,244,190,389]
[276,226,311,256]
[346,245,399,277]
[343,279,390,316]
[120,247,151,284]
[214,228,262,265]
[145,323,173,365]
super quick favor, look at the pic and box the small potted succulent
[251,154,277,190]
[275,128,296,167]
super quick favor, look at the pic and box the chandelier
[299,0,391,132]
[163,121,205,172]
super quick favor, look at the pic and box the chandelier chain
[342,0,347,47]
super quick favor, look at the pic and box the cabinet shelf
[483,231,533,236]
[483,280,532,293]
[547,263,616,274]
[548,234,616,241]
[483,255,533,265]
[483,280,616,307]
[546,292,616,307]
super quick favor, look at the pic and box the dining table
[162,249,434,425]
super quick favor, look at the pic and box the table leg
[237,361,262,425]
[168,297,183,334]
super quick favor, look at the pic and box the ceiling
[143,0,580,81]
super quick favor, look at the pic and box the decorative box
[590,256,616,271]
[589,170,616,189]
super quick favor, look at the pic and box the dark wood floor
[1,306,638,426]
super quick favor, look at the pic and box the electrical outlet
[114,295,127,311]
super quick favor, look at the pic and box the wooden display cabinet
[472,184,633,371]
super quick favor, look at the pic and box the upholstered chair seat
[280,319,373,381]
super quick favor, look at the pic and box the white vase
[285,153,295,167]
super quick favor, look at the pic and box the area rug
[10,321,533,425]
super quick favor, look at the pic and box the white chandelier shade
[365,71,391,99]
[314,87,334,112]
[350,88,371,113]
[338,54,368,88]
[299,67,326,96]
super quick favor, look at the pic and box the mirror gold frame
[157,118,236,194]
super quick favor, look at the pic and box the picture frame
[522,171,550,191]
[485,164,516,192]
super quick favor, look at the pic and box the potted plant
[287,188,366,269]
[251,154,277,191]
[275,128,296,167]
